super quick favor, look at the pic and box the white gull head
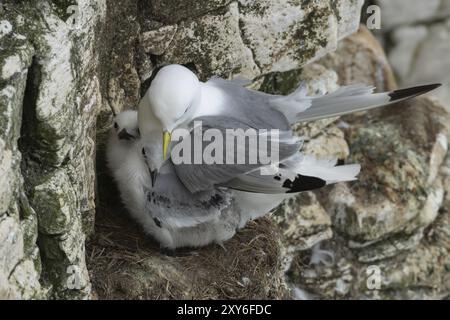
[138,64,201,177]
[147,64,200,132]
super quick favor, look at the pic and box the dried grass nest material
[87,201,289,299]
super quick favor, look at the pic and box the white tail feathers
[293,156,361,184]
[272,83,441,124]
[225,155,360,194]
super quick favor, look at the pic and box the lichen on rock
[286,42,450,299]
[1,0,104,299]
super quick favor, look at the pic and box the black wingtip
[283,174,327,194]
[388,83,442,102]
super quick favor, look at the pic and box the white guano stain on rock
[428,133,449,184]
[0,142,13,214]
[1,55,21,79]
[1,86,17,137]
[0,20,13,38]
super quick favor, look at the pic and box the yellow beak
[163,131,171,160]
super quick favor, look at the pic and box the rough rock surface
[0,1,104,298]
[266,64,343,273]
[285,26,450,299]
[326,97,448,259]
[139,0,365,80]
[0,0,104,299]
[254,21,450,299]
[319,25,397,91]
[1,0,365,299]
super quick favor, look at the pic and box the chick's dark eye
[113,122,118,129]
[142,148,146,156]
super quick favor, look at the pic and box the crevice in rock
[182,62,199,75]
[14,55,48,295]
[18,56,43,191]
[6,258,25,280]
[148,53,159,68]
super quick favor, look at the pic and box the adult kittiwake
[134,64,439,249]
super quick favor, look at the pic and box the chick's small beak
[163,131,171,160]
[150,170,158,187]
[118,129,134,140]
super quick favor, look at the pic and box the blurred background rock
[366,0,450,111]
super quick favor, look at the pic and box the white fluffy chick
[106,110,174,247]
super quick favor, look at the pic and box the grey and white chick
[106,110,240,249]
[106,110,174,247]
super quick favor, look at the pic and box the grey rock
[290,209,450,299]
[325,98,449,247]
[30,170,76,235]
[273,192,333,253]
[141,25,178,56]
[375,0,450,30]
[285,25,450,299]
[154,2,260,80]
[388,20,450,111]
[141,0,364,79]
[0,217,24,278]
[319,25,397,91]
[145,0,232,24]
[287,89,450,300]
[0,0,104,299]
[238,0,364,74]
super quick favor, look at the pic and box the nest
[87,149,289,299]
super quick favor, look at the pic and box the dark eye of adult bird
[142,148,146,156]
[113,122,118,129]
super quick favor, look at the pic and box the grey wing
[205,77,294,130]
[172,78,304,193]
[172,115,302,193]
[145,161,232,229]
[207,77,313,126]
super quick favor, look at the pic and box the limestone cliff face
[1,0,104,299]
[1,0,449,300]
